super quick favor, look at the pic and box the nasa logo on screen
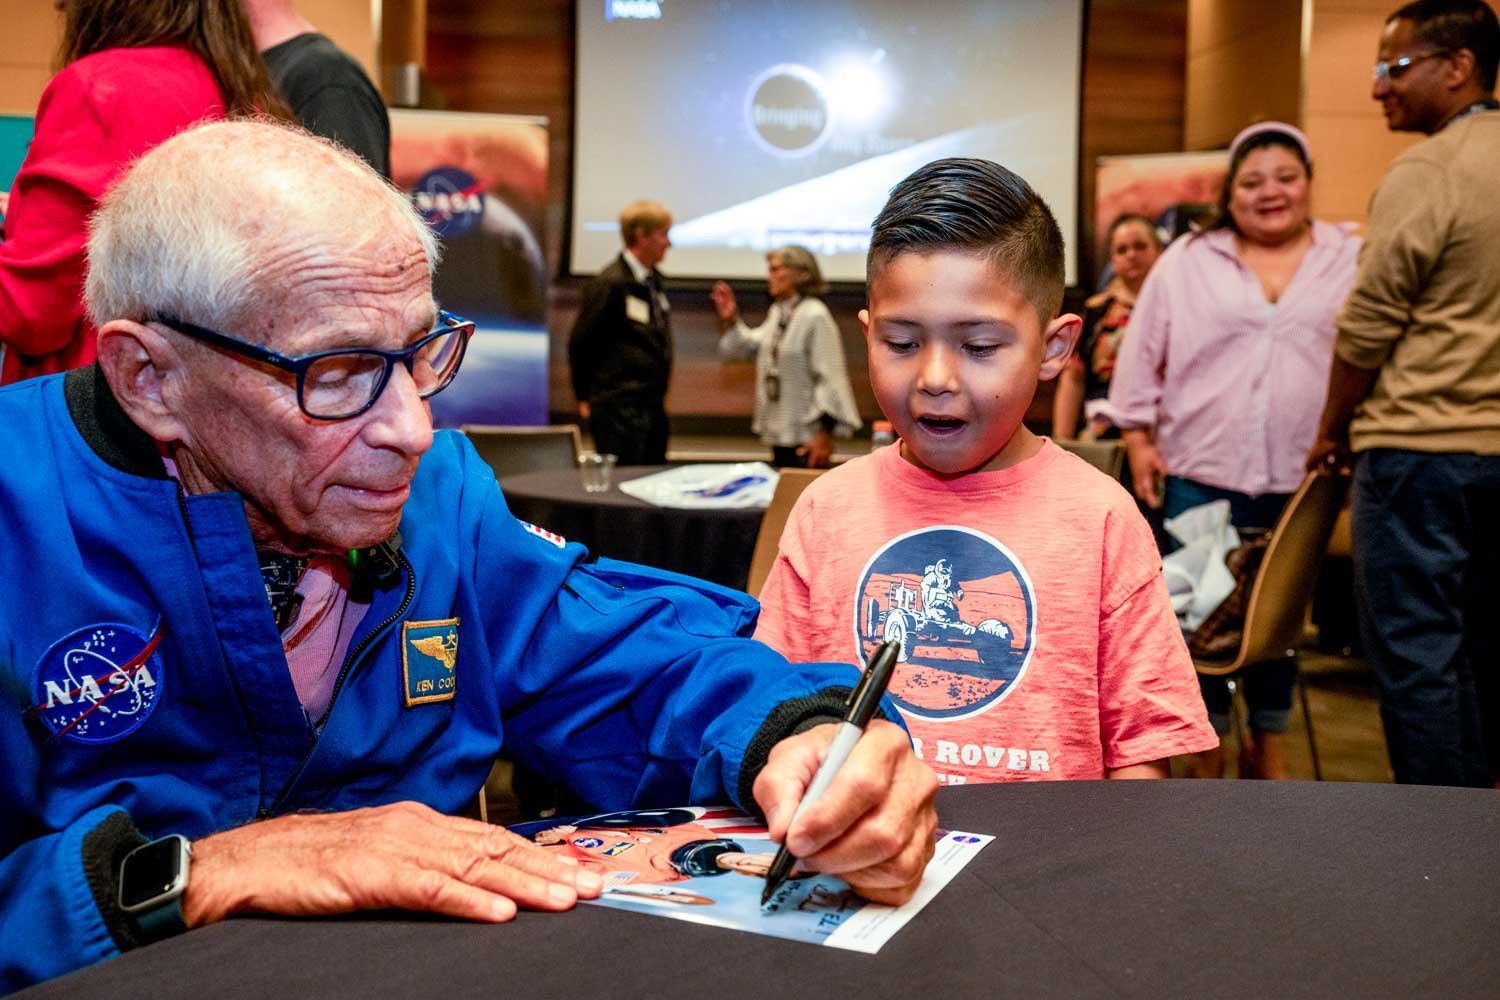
[745,63,831,158]
[411,167,485,239]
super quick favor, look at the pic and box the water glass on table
[578,452,617,493]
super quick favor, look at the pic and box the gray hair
[86,118,441,335]
[769,244,826,296]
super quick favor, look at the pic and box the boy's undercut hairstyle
[1391,0,1500,92]
[867,157,1066,321]
[619,199,672,247]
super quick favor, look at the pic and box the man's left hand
[1306,433,1351,475]
[753,720,939,905]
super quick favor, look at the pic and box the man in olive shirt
[1309,0,1500,787]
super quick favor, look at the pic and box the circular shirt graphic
[745,63,832,157]
[31,621,165,744]
[411,167,486,239]
[851,526,1035,721]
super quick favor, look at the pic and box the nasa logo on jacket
[851,526,1036,722]
[30,620,166,744]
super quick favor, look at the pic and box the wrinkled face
[1108,220,1161,288]
[1228,145,1311,246]
[168,231,438,554]
[1373,18,1453,134]
[631,225,672,269]
[862,251,1069,476]
[766,253,800,300]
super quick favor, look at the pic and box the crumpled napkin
[1161,500,1240,632]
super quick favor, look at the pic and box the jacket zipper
[259,549,416,817]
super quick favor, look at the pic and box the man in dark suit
[568,200,674,465]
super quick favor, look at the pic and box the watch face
[120,837,186,910]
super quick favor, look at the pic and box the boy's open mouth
[916,415,966,436]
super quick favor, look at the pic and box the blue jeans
[1353,449,1500,787]
[1164,476,1294,735]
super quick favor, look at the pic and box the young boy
[754,158,1216,783]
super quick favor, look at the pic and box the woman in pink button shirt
[1108,122,1360,779]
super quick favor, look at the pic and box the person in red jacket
[0,0,288,385]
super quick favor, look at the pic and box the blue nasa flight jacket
[0,368,875,992]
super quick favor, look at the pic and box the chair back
[1197,472,1351,675]
[746,468,825,598]
[462,424,583,480]
[1056,438,1125,479]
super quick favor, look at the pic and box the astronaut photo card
[509,805,991,953]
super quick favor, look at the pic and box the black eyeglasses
[151,310,475,420]
[1373,50,1449,86]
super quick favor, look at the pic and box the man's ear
[1039,312,1083,381]
[1444,48,1478,90]
[96,320,191,445]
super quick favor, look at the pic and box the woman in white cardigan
[711,245,862,467]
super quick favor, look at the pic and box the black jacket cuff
[737,686,873,814]
[82,811,150,953]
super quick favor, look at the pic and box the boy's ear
[858,307,872,338]
[1038,312,1083,381]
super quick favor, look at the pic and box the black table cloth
[22,781,1500,999]
[499,465,766,591]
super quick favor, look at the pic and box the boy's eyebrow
[875,316,1015,331]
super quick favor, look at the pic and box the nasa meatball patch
[851,526,1036,722]
[31,621,165,745]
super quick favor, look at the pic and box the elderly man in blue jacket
[0,120,937,992]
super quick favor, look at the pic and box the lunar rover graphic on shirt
[853,526,1035,721]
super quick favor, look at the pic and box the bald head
[86,118,438,337]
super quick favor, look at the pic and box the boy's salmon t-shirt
[754,439,1217,784]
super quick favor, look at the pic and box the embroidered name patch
[31,620,166,744]
[402,618,459,707]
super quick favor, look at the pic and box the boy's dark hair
[867,157,1066,322]
[1391,0,1500,92]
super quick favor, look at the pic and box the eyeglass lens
[301,326,468,419]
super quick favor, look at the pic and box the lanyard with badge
[763,299,797,403]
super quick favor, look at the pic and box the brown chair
[1193,471,1352,779]
[462,424,582,480]
[746,468,825,598]
[1056,438,1125,479]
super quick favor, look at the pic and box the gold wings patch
[410,633,458,671]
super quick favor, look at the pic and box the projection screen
[571,0,1083,285]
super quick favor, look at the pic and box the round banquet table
[20,781,1500,999]
[499,465,766,591]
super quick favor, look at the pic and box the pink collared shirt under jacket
[1106,221,1361,496]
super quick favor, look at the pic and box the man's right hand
[182,802,602,927]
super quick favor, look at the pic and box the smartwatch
[118,834,192,943]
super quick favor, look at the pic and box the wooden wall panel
[0,2,60,114]
[1185,0,1303,149]
[426,0,1190,424]
[1303,2,1420,225]
[0,1,377,116]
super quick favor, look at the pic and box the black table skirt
[499,466,766,592]
[23,781,1500,999]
